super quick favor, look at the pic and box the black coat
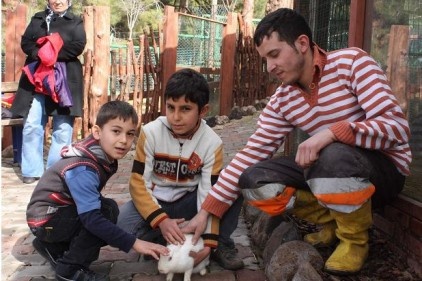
[11,9,86,118]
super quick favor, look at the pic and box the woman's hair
[164,68,210,111]
[253,8,313,48]
[95,100,138,127]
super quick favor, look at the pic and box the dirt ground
[305,225,421,281]
[247,211,421,281]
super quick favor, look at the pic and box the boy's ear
[91,125,101,140]
[199,104,209,118]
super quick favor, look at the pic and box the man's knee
[239,165,260,189]
[312,143,370,177]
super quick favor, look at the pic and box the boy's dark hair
[164,68,210,111]
[95,100,138,127]
[254,8,313,49]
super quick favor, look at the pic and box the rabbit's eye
[168,257,172,261]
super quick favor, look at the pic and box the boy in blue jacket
[27,101,169,281]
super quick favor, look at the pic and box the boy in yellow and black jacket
[117,69,244,270]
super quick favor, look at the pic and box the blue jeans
[117,190,243,248]
[21,94,74,177]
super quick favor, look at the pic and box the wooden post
[161,6,178,115]
[348,0,366,48]
[83,6,94,53]
[386,25,409,115]
[4,4,27,81]
[82,50,93,137]
[219,12,237,116]
[83,6,110,127]
[110,50,117,101]
[3,4,27,150]
[134,34,144,129]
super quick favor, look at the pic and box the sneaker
[32,238,60,268]
[56,268,110,281]
[211,244,244,270]
[23,177,40,184]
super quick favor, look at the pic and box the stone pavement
[1,113,268,281]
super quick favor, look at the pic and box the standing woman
[11,0,86,184]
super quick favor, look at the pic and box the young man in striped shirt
[183,8,411,276]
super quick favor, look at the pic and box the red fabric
[36,33,63,66]
[22,33,63,103]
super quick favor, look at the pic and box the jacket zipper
[176,142,183,183]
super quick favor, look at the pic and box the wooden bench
[1,118,24,126]
[1,81,23,125]
[1,81,23,163]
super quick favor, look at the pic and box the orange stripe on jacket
[314,184,375,206]
[248,187,296,216]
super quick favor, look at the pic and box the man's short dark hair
[254,8,313,48]
[95,100,138,127]
[164,68,210,111]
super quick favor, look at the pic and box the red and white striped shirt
[202,46,412,218]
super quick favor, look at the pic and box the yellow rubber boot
[325,200,372,275]
[292,190,337,247]
[304,220,337,247]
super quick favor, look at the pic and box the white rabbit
[157,234,210,281]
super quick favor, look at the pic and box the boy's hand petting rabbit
[158,234,210,281]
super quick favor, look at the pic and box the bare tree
[265,0,293,14]
[221,0,239,12]
[120,0,157,40]
[242,0,254,36]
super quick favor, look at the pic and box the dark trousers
[31,197,119,271]
[239,142,405,209]
[157,189,243,248]
[118,189,243,249]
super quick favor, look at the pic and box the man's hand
[159,217,186,245]
[295,128,337,168]
[180,209,209,245]
[132,239,169,260]
[189,246,211,267]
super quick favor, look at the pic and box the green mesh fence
[187,5,229,22]
[406,0,422,162]
[297,0,350,51]
[176,5,229,116]
[177,6,226,68]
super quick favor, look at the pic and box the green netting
[187,5,229,22]
[176,6,228,116]
[297,0,350,51]
[177,11,225,67]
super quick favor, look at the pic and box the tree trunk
[129,26,133,40]
[242,0,254,37]
[265,0,294,14]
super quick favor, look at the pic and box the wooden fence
[233,28,277,107]
[1,4,271,140]
[109,31,162,126]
